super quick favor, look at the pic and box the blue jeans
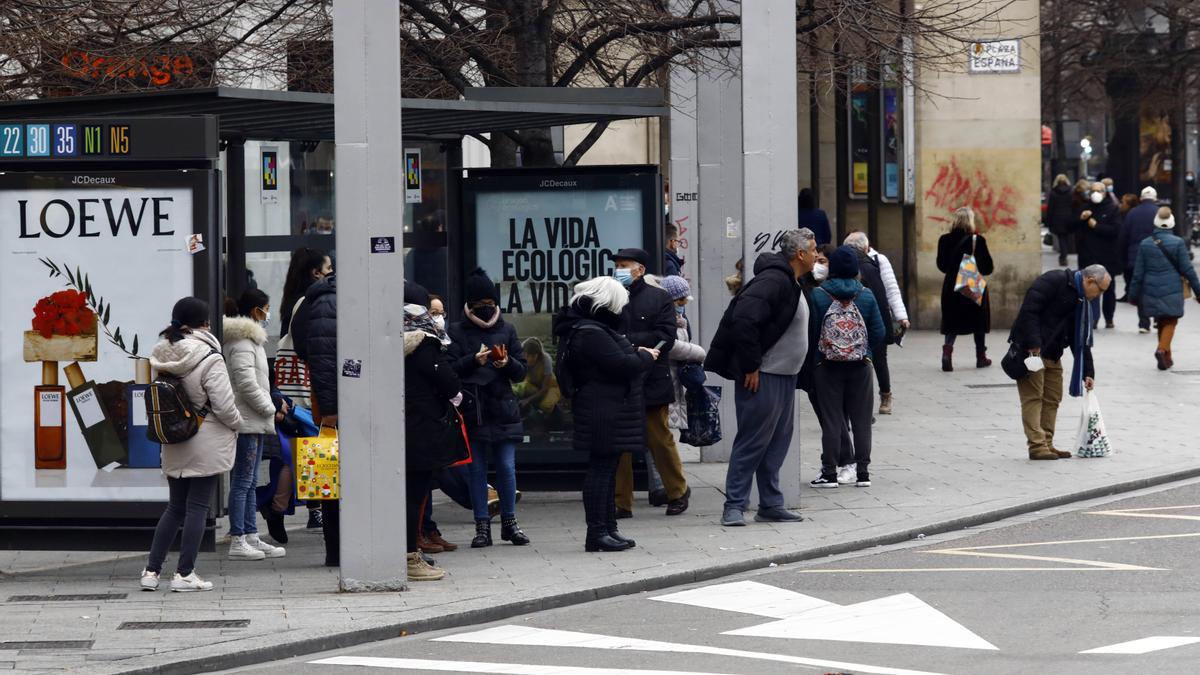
[469,440,517,521]
[228,433,264,536]
[724,373,795,511]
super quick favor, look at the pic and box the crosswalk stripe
[1080,636,1200,655]
[309,656,739,674]
[433,625,948,675]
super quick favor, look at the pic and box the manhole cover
[1,640,94,650]
[8,593,127,602]
[963,383,1015,389]
[118,620,250,630]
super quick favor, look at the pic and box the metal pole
[741,0,801,508]
[333,0,407,591]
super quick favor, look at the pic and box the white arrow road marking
[433,625,949,675]
[1080,636,1200,655]
[1088,504,1200,522]
[722,592,998,650]
[920,533,1186,571]
[309,656,740,674]
[651,581,996,651]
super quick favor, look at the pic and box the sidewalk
[4,272,1199,674]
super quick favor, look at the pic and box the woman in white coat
[223,289,285,560]
[142,298,243,592]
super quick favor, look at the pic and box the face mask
[613,268,633,287]
[1106,185,1114,193]
[260,310,271,326]
[432,315,446,330]
[674,305,686,315]
[1090,192,1104,204]
[472,305,497,321]
[813,263,829,281]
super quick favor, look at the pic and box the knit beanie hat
[829,245,860,279]
[464,267,500,303]
[660,275,692,301]
[1154,206,1175,230]
[403,281,431,308]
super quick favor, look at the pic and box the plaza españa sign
[968,40,1020,74]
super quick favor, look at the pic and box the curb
[87,464,1200,675]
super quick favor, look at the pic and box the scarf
[404,303,450,346]
[465,304,501,329]
[1069,271,1092,398]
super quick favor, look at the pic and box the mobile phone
[653,340,667,351]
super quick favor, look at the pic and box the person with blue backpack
[808,246,887,489]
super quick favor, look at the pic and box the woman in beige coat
[141,298,243,593]
[223,289,285,561]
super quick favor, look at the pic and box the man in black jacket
[706,229,817,526]
[290,273,339,565]
[1009,265,1107,461]
[610,247,690,516]
[845,232,894,415]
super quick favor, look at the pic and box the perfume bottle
[34,361,66,469]
[64,361,127,469]
[126,358,160,468]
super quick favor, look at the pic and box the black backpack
[145,351,221,444]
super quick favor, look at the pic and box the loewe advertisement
[0,172,196,501]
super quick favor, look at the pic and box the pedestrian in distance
[141,298,244,593]
[1128,207,1200,370]
[664,222,685,277]
[808,246,887,489]
[552,277,656,552]
[798,188,832,246]
[937,206,994,371]
[447,268,530,548]
[705,229,818,526]
[1118,186,1161,333]
[1114,193,1138,304]
[1045,174,1075,267]
[1007,265,1108,460]
[844,232,896,415]
[610,248,692,518]
[223,290,286,561]
[659,275,706,436]
[1075,181,1122,329]
[290,270,339,565]
[402,282,463,581]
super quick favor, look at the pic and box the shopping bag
[954,235,987,305]
[679,385,722,447]
[1073,391,1112,458]
[294,426,340,500]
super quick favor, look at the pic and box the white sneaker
[245,533,286,558]
[837,464,857,485]
[170,572,214,592]
[229,534,266,560]
[140,569,160,591]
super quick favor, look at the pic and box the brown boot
[878,392,893,415]
[427,532,457,551]
[1051,447,1072,458]
[941,345,953,372]
[1029,448,1059,460]
[1156,349,1169,371]
[976,349,992,368]
[417,534,444,554]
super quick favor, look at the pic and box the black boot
[471,519,492,548]
[500,516,530,546]
[607,528,636,549]
[260,505,288,545]
[585,532,632,552]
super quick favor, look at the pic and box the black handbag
[1000,342,1030,381]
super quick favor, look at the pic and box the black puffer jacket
[704,252,801,380]
[292,275,337,416]
[620,278,676,406]
[447,315,527,443]
[1009,269,1094,376]
[857,250,893,343]
[1076,199,1122,275]
[1046,184,1074,235]
[405,331,462,471]
[553,301,653,456]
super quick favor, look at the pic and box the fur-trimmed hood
[221,316,267,345]
[150,330,222,376]
[404,330,431,356]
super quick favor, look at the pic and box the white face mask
[813,263,829,281]
[1090,192,1104,204]
[433,315,446,330]
[260,310,271,326]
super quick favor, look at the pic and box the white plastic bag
[1074,390,1112,458]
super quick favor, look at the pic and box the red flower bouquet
[32,290,97,339]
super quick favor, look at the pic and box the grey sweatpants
[724,372,796,511]
[814,362,874,475]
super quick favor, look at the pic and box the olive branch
[39,258,140,358]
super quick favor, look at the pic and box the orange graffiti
[924,157,1018,231]
[674,215,690,250]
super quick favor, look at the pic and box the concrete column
[669,65,699,321]
[332,0,407,591]
[741,1,801,507]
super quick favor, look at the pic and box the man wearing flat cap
[610,247,692,517]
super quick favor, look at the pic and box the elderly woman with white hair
[552,277,659,553]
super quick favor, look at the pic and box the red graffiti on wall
[924,157,1019,231]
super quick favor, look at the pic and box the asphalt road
[229,479,1200,675]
